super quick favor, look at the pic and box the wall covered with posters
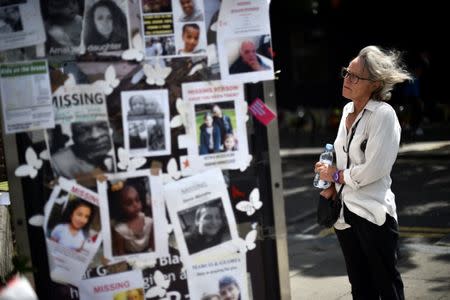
[0,0,289,299]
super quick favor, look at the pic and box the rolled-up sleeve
[343,106,401,190]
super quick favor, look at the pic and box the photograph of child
[195,101,237,155]
[47,194,100,252]
[178,198,231,255]
[121,90,170,157]
[107,176,154,256]
[176,22,206,55]
[113,288,145,300]
[178,0,204,22]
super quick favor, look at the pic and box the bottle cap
[325,143,334,151]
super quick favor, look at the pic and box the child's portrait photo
[175,22,206,55]
[175,0,204,22]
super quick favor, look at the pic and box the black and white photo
[121,90,171,157]
[83,0,130,53]
[178,198,231,255]
[98,170,168,262]
[0,5,22,33]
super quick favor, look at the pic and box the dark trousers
[335,204,404,300]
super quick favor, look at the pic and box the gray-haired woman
[314,45,412,299]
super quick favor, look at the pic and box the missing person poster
[45,84,116,187]
[140,0,207,58]
[44,177,103,286]
[78,270,145,300]
[0,60,54,134]
[187,252,250,300]
[181,80,249,171]
[0,0,46,51]
[216,0,274,83]
[97,170,169,262]
[121,89,171,158]
[165,168,239,263]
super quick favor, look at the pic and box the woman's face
[342,57,378,102]
[70,205,91,230]
[196,207,223,236]
[94,6,113,38]
[204,115,213,127]
[120,186,142,220]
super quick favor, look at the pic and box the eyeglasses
[341,67,374,84]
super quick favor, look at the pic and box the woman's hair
[83,0,128,46]
[357,45,412,101]
[61,198,95,237]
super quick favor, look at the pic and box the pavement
[282,139,450,299]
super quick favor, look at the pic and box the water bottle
[313,143,334,189]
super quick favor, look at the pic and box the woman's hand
[320,184,337,200]
[314,162,337,182]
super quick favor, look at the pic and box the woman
[184,203,230,255]
[314,46,411,299]
[83,0,128,52]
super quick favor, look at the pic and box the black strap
[336,110,365,198]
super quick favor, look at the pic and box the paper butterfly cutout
[128,257,157,270]
[117,148,146,171]
[143,62,172,86]
[162,158,181,184]
[121,33,144,62]
[14,147,47,178]
[53,73,76,95]
[235,188,261,216]
[28,214,45,227]
[188,63,203,76]
[93,65,119,95]
[170,98,188,128]
[235,224,258,253]
[145,270,171,298]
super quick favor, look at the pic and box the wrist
[332,169,340,183]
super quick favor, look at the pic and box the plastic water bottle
[313,143,334,189]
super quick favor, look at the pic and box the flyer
[78,270,145,300]
[140,0,208,59]
[0,60,54,134]
[97,170,169,262]
[44,177,103,286]
[217,0,274,83]
[187,252,249,300]
[0,0,46,51]
[45,84,116,187]
[121,89,171,158]
[165,168,239,263]
[181,80,249,171]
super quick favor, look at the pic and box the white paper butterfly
[121,33,144,62]
[235,188,261,216]
[93,65,119,95]
[28,214,45,227]
[117,148,146,171]
[187,63,204,76]
[14,147,47,178]
[128,258,156,270]
[53,73,77,95]
[170,98,188,128]
[236,225,258,253]
[162,158,181,184]
[143,63,172,86]
[145,270,171,298]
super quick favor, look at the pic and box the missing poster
[187,252,249,300]
[0,60,54,134]
[97,170,169,262]
[44,177,103,286]
[140,0,207,58]
[0,0,46,51]
[217,0,274,83]
[165,168,239,263]
[121,89,171,158]
[181,81,249,171]
[45,84,116,188]
[78,270,145,300]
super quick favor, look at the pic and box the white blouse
[334,100,401,230]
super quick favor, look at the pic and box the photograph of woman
[83,0,129,52]
[179,199,231,255]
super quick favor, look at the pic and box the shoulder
[369,101,397,118]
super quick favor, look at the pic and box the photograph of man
[44,0,83,50]
[179,199,231,255]
[212,104,233,144]
[229,40,271,74]
[49,121,114,181]
[83,0,129,52]
[178,0,203,22]
[218,276,241,300]
[0,5,22,33]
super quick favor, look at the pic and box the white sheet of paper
[43,177,103,286]
[217,0,274,83]
[0,1,46,51]
[0,60,54,134]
